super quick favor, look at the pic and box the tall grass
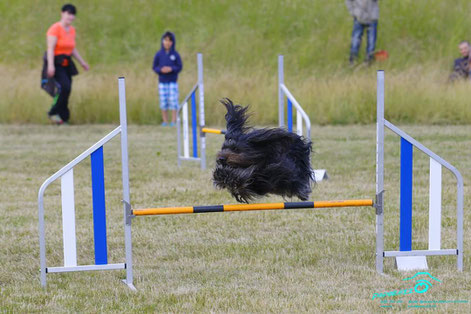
[2,62,471,125]
[1,0,471,124]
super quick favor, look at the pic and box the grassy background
[2,0,471,124]
[0,124,470,311]
[2,1,471,311]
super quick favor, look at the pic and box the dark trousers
[48,66,72,122]
[349,19,378,62]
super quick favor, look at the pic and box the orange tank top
[47,22,76,56]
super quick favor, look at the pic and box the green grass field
[1,0,471,311]
[0,123,470,312]
[2,0,471,124]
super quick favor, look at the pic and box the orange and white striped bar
[133,199,374,216]
[201,127,226,135]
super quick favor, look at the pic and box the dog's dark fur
[213,99,314,203]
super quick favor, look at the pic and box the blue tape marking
[287,97,293,132]
[91,146,108,264]
[400,138,413,251]
[191,92,198,158]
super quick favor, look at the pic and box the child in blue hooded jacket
[152,31,183,126]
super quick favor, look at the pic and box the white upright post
[182,102,190,158]
[428,158,442,250]
[278,55,284,127]
[61,169,77,267]
[118,77,136,290]
[376,71,385,273]
[457,173,464,271]
[176,106,181,166]
[296,110,303,136]
[198,53,206,170]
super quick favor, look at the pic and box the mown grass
[2,0,471,124]
[0,123,470,312]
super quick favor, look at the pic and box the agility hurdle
[278,55,311,139]
[38,78,135,290]
[175,53,229,170]
[176,54,317,173]
[176,53,206,169]
[278,55,328,181]
[38,72,463,290]
[375,71,463,272]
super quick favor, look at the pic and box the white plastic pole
[428,158,442,250]
[296,110,303,136]
[119,77,136,290]
[198,53,206,170]
[376,70,384,273]
[278,55,284,127]
[61,169,77,267]
[182,101,189,158]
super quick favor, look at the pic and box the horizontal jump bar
[201,127,226,135]
[384,249,458,257]
[46,263,126,273]
[133,199,374,216]
[178,157,202,162]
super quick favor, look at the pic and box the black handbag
[41,77,61,97]
[41,52,61,97]
[40,52,78,97]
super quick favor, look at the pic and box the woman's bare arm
[72,48,89,71]
[47,35,57,77]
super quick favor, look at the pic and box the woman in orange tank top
[46,4,89,124]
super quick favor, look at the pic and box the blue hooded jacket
[152,31,183,83]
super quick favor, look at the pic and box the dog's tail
[220,98,250,136]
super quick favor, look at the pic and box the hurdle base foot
[313,169,329,182]
[122,279,137,291]
[395,256,428,271]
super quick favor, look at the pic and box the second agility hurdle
[176,54,313,169]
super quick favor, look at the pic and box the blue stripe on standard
[400,138,413,251]
[191,92,198,158]
[91,146,108,265]
[287,97,293,132]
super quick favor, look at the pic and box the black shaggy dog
[213,99,314,203]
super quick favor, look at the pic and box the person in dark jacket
[152,31,183,126]
[449,41,470,82]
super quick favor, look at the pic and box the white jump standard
[38,73,463,290]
